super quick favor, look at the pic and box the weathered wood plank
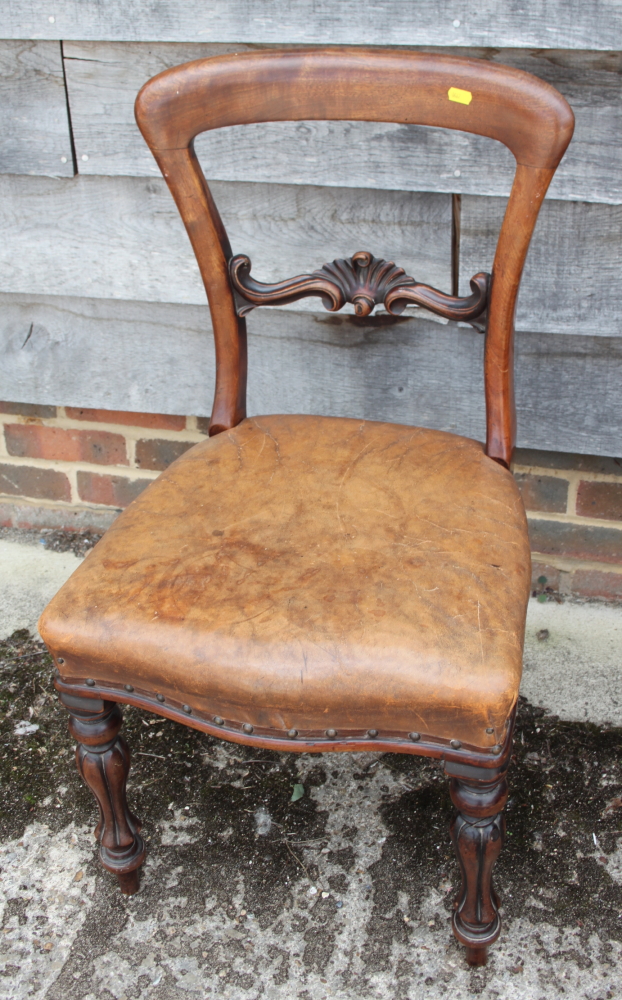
[514,330,622,455]
[460,195,622,336]
[2,173,619,335]
[0,173,452,308]
[7,0,622,49]
[0,40,73,177]
[1,293,621,456]
[63,42,622,205]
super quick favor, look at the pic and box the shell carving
[314,251,413,317]
[229,250,489,323]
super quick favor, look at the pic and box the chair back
[135,48,574,465]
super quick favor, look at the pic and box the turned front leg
[61,693,145,894]
[447,765,508,966]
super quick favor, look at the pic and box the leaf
[537,575,547,585]
[290,783,305,802]
[537,594,547,603]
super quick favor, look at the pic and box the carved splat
[229,250,489,323]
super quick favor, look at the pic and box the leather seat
[40,414,531,751]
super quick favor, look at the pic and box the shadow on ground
[1,629,621,999]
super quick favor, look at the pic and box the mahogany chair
[39,49,573,966]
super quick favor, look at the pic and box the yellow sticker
[448,87,473,105]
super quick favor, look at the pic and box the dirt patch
[0,527,103,559]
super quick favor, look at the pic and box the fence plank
[7,1,622,49]
[0,40,73,177]
[460,195,622,336]
[1,293,621,456]
[2,173,620,335]
[0,173,452,307]
[64,41,622,205]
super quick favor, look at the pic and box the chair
[39,49,573,966]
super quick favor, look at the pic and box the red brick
[571,570,622,601]
[576,481,622,521]
[514,472,568,513]
[0,400,56,418]
[77,472,151,508]
[65,406,186,431]
[0,463,71,502]
[5,424,128,466]
[135,438,194,471]
[528,519,622,565]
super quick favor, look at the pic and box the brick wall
[513,449,622,600]
[0,401,206,532]
[1,401,621,600]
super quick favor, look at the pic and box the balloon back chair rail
[135,48,574,463]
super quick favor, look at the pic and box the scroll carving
[229,250,489,323]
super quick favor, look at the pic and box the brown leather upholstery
[40,414,530,751]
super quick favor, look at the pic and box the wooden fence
[1,3,621,455]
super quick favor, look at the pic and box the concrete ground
[0,527,621,1000]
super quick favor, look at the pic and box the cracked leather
[39,415,531,748]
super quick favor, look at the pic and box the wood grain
[0,40,73,177]
[2,293,621,457]
[65,42,622,205]
[0,173,452,307]
[461,195,622,336]
[8,1,622,49]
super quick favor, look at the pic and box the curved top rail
[136,47,573,169]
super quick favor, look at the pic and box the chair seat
[40,415,531,754]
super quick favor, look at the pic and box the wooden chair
[39,49,573,966]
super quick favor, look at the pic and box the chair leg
[448,765,508,966]
[62,694,145,895]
